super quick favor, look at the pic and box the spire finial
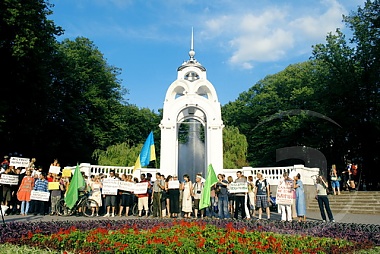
[189,27,195,60]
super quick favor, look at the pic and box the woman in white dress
[181,174,193,218]
[89,175,102,216]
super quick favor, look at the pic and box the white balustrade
[66,163,318,186]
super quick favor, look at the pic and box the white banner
[49,166,61,174]
[276,180,294,205]
[101,178,119,195]
[9,157,30,168]
[134,182,148,194]
[228,182,248,193]
[168,180,180,189]
[118,181,134,192]
[30,190,50,201]
[0,174,19,185]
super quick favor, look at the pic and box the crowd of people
[0,159,306,221]
[0,156,337,223]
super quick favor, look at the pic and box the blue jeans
[218,195,229,219]
[21,201,29,215]
[206,196,217,217]
[317,195,334,221]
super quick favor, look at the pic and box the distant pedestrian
[316,176,334,222]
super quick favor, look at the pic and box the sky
[50,0,366,112]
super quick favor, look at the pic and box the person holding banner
[103,170,117,217]
[17,169,34,215]
[50,175,65,216]
[277,172,293,222]
[234,171,250,220]
[1,167,13,209]
[33,172,49,216]
[137,173,151,217]
[118,174,133,217]
[168,175,180,218]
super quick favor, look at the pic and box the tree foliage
[0,0,161,167]
[222,1,380,188]
[92,141,142,167]
[223,126,248,169]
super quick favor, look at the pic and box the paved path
[1,210,379,225]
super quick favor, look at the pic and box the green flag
[199,164,219,210]
[64,165,86,209]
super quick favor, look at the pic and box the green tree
[223,126,248,168]
[92,141,142,167]
[0,0,63,162]
[312,0,380,183]
[48,37,126,164]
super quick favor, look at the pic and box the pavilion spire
[189,27,195,61]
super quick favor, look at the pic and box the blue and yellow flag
[133,131,156,171]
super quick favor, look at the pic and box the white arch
[160,56,224,176]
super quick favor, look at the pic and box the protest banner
[30,190,50,201]
[228,182,248,193]
[276,180,294,205]
[134,182,148,194]
[48,182,60,190]
[0,174,19,185]
[168,180,180,189]
[101,178,120,195]
[9,157,30,168]
[49,166,61,174]
[62,168,72,177]
[118,181,134,192]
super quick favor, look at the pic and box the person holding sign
[17,169,34,215]
[234,171,250,220]
[1,167,13,208]
[103,170,118,217]
[50,175,65,216]
[137,173,151,217]
[118,174,134,217]
[33,172,49,216]
[277,172,293,222]
[168,175,180,218]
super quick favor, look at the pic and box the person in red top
[17,169,35,215]
[137,173,151,217]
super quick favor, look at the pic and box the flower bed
[1,219,379,253]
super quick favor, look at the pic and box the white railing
[73,163,318,186]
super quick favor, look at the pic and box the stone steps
[307,191,380,214]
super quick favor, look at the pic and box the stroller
[269,192,278,212]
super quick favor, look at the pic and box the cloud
[290,0,346,40]
[200,0,348,69]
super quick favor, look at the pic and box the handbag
[331,176,338,181]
